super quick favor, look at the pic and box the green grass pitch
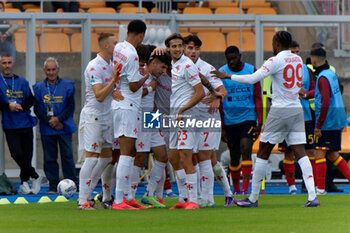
[0,195,350,233]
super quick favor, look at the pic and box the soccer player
[212,31,319,207]
[77,33,118,210]
[218,45,262,196]
[166,33,205,209]
[278,40,316,195]
[309,47,350,194]
[183,34,228,207]
[111,20,147,210]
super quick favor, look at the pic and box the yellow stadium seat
[119,7,148,13]
[41,33,71,52]
[263,29,275,51]
[71,32,102,52]
[57,8,85,34]
[87,7,116,13]
[215,7,248,33]
[14,32,40,52]
[340,127,350,153]
[117,3,136,9]
[196,32,226,52]
[226,31,256,51]
[241,0,271,9]
[4,8,21,13]
[79,1,106,9]
[182,7,218,33]
[4,2,13,8]
[246,7,277,15]
[22,3,40,10]
[209,1,238,9]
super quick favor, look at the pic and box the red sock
[283,159,295,186]
[163,178,171,191]
[315,158,327,190]
[333,155,350,182]
[309,157,317,185]
[241,160,252,192]
[229,164,241,192]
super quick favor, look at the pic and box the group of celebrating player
[77,19,350,210]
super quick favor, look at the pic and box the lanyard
[46,80,58,101]
[0,73,14,99]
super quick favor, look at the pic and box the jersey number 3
[283,64,302,89]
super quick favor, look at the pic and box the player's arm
[142,78,157,97]
[208,85,227,114]
[199,72,215,94]
[178,83,205,120]
[314,76,331,138]
[93,63,120,102]
[130,74,149,92]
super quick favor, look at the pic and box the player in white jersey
[165,33,205,210]
[111,20,148,210]
[213,31,319,207]
[77,33,118,210]
[183,34,229,208]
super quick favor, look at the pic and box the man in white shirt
[212,31,319,207]
[77,33,118,210]
[165,33,205,210]
[183,34,230,208]
[111,20,148,210]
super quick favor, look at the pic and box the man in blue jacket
[0,53,41,194]
[33,57,77,194]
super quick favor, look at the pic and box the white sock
[114,155,133,204]
[199,160,214,202]
[175,169,188,203]
[101,163,114,202]
[130,165,141,199]
[213,162,233,197]
[154,167,166,200]
[78,157,98,205]
[89,157,111,196]
[194,164,201,196]
[249,158,268,203]
[111,162,117,191]
[298,156,317,201]
[289,185,297,193]
[146,160,166,197]
[186,173,198,204]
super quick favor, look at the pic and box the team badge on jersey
[143,110,161,129]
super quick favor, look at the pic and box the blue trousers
[41,134,76,190]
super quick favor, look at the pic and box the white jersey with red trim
[261,50,303,108]
[154,73,171,115]
[111,40,142,111]
[195,57,223,112]
[170,54,201,110]
[83,54,113,116]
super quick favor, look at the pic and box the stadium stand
[246,7,277,15]
[78,1,106,9]
[118,6,148,13]
[226,31,256,51]
[87,7,116,13]
[182,7,218,33]
[241,0,271,9]
[214,7,246,33]
[117,3,136,9]
[22,3,40,11]
[88,7,118,34]
[71,32,100,53]
[41,32,70,52]
[14,32,40,52]
[208,1,238,9]
[197,31,226,52]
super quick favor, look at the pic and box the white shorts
[136,129,166,152]
[168,109,199,150]
[198,110,221,151]
[260,107,306,146]
[112,138,120,150]
[112,108,139,139]
[78,108,113,154]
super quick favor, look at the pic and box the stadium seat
[241,0,271,9]
[71,32,101,52]
[119,6,148,13]
[23,8,62,34]
[41,33,71,52]
[340,126,350,153]
[209,1,238,9]
[196,32,226,52]
[117,3,136,9]
[182,7,218,33]
[4,2,13,8]
[263,29,275,51]
[56,8,85,34]
[14,32,40,52]
[246,7,277,15]
[226,31,256,51]
[4,8,21,13]
[214,7,248,33]
[22,3,40,10]
[88,8,118,34]
[79,1,106,9]
[87,7,116,13]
